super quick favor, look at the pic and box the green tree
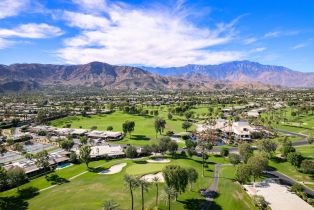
[220,147,229,158]
[154,118,166,138]
[80,136,88,145]
[122,121,135,138]
[168,141,178,157]
[287,152,303,167]
[124,175,139,210]
[125,146,138,158]
[235,164,251,184]
[137,179,150,210]
[300,160,314,174]
[60,139,74,151]
[35,150,50,173]
[280,140,296,157]
[162,165,189,196]
[252,195,269,210]
[307,135,313,144]
[186,167,198,190]
[239,143,253,163]
[168,113,173,120]
[257,139,277,158]
[7,166,27,190]
[0,166,8,191]
[107,126,113,131]
[103,200,120,210]
[182,121,192,132]
[229,153,241,166]
[152,176,160,206]
[247,154,268,181]
[80,145,91,168]
[164,186,177,210]
[158,137,171,154]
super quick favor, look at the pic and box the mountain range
[0,61,313,92]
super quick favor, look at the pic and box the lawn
[0,156,216,210]
[212,166,258,210]
[262,108,314,136]
[50,111,195,146]
[295,144,314,159]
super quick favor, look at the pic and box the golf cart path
[203,163,231,210]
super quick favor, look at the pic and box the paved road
[265,170,314,197]
[273,128,308,138]
[203,163,220,210]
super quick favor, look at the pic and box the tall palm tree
[164,186,177,210]
[103,200,120,210]
[124,175,139,210]
[152,176,160,206]
[137,179,150,210]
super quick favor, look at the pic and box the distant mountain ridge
[142,61,314,87]
[0,60,311,92]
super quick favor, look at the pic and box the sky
[0,0,313,72]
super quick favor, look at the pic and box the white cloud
[62,11,111,30]
[0,23,63,39]
[292,43,306,49]
[58,1,244,66]
[72,0,107,14]
[264,31,280,38]
[0,0,29,19]
[244,37,257,45]
[251,47,266,52]
[0,38,15,49]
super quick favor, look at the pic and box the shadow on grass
[45,174,69,185]
[89,166,108,173]
[133,160,147,164]
[178,198,206,210]
[0,186,39,210]
[210,201,223,210]
[130,135,150,141]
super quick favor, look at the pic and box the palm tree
[164,186,177,210]
[103,200,120,210]
[152,176,160,206]
[137,179,150,210]
[124,175,139,210]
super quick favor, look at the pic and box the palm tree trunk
[156,184,159,206]
[141,184,144,210]
[130,183,134,210]
[168,194,171,210]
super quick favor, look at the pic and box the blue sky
[0,0,313,71]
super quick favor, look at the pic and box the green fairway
[262,108,314,136]
[296,144,314,159]
[50,111,195,146]
[212,166,257,210]
[0,156,216,210]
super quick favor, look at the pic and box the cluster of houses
[30,125,124,141]
[199,119,262,141]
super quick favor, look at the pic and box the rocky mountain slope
[0,61,284,92]
[142,61,314,87]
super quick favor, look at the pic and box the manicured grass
[0,156,215,210]
[262,108,314,136]
[51,111,195,146]
[212,166,257,210]
[269,160,314,185]
[295,144,314,159]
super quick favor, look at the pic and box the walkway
[203,163,231,210]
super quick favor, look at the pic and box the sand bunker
[141,172,164,182]
[146,158,171,163]
[99,163,127,175]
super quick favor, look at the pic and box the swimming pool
[56,162,72,170]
